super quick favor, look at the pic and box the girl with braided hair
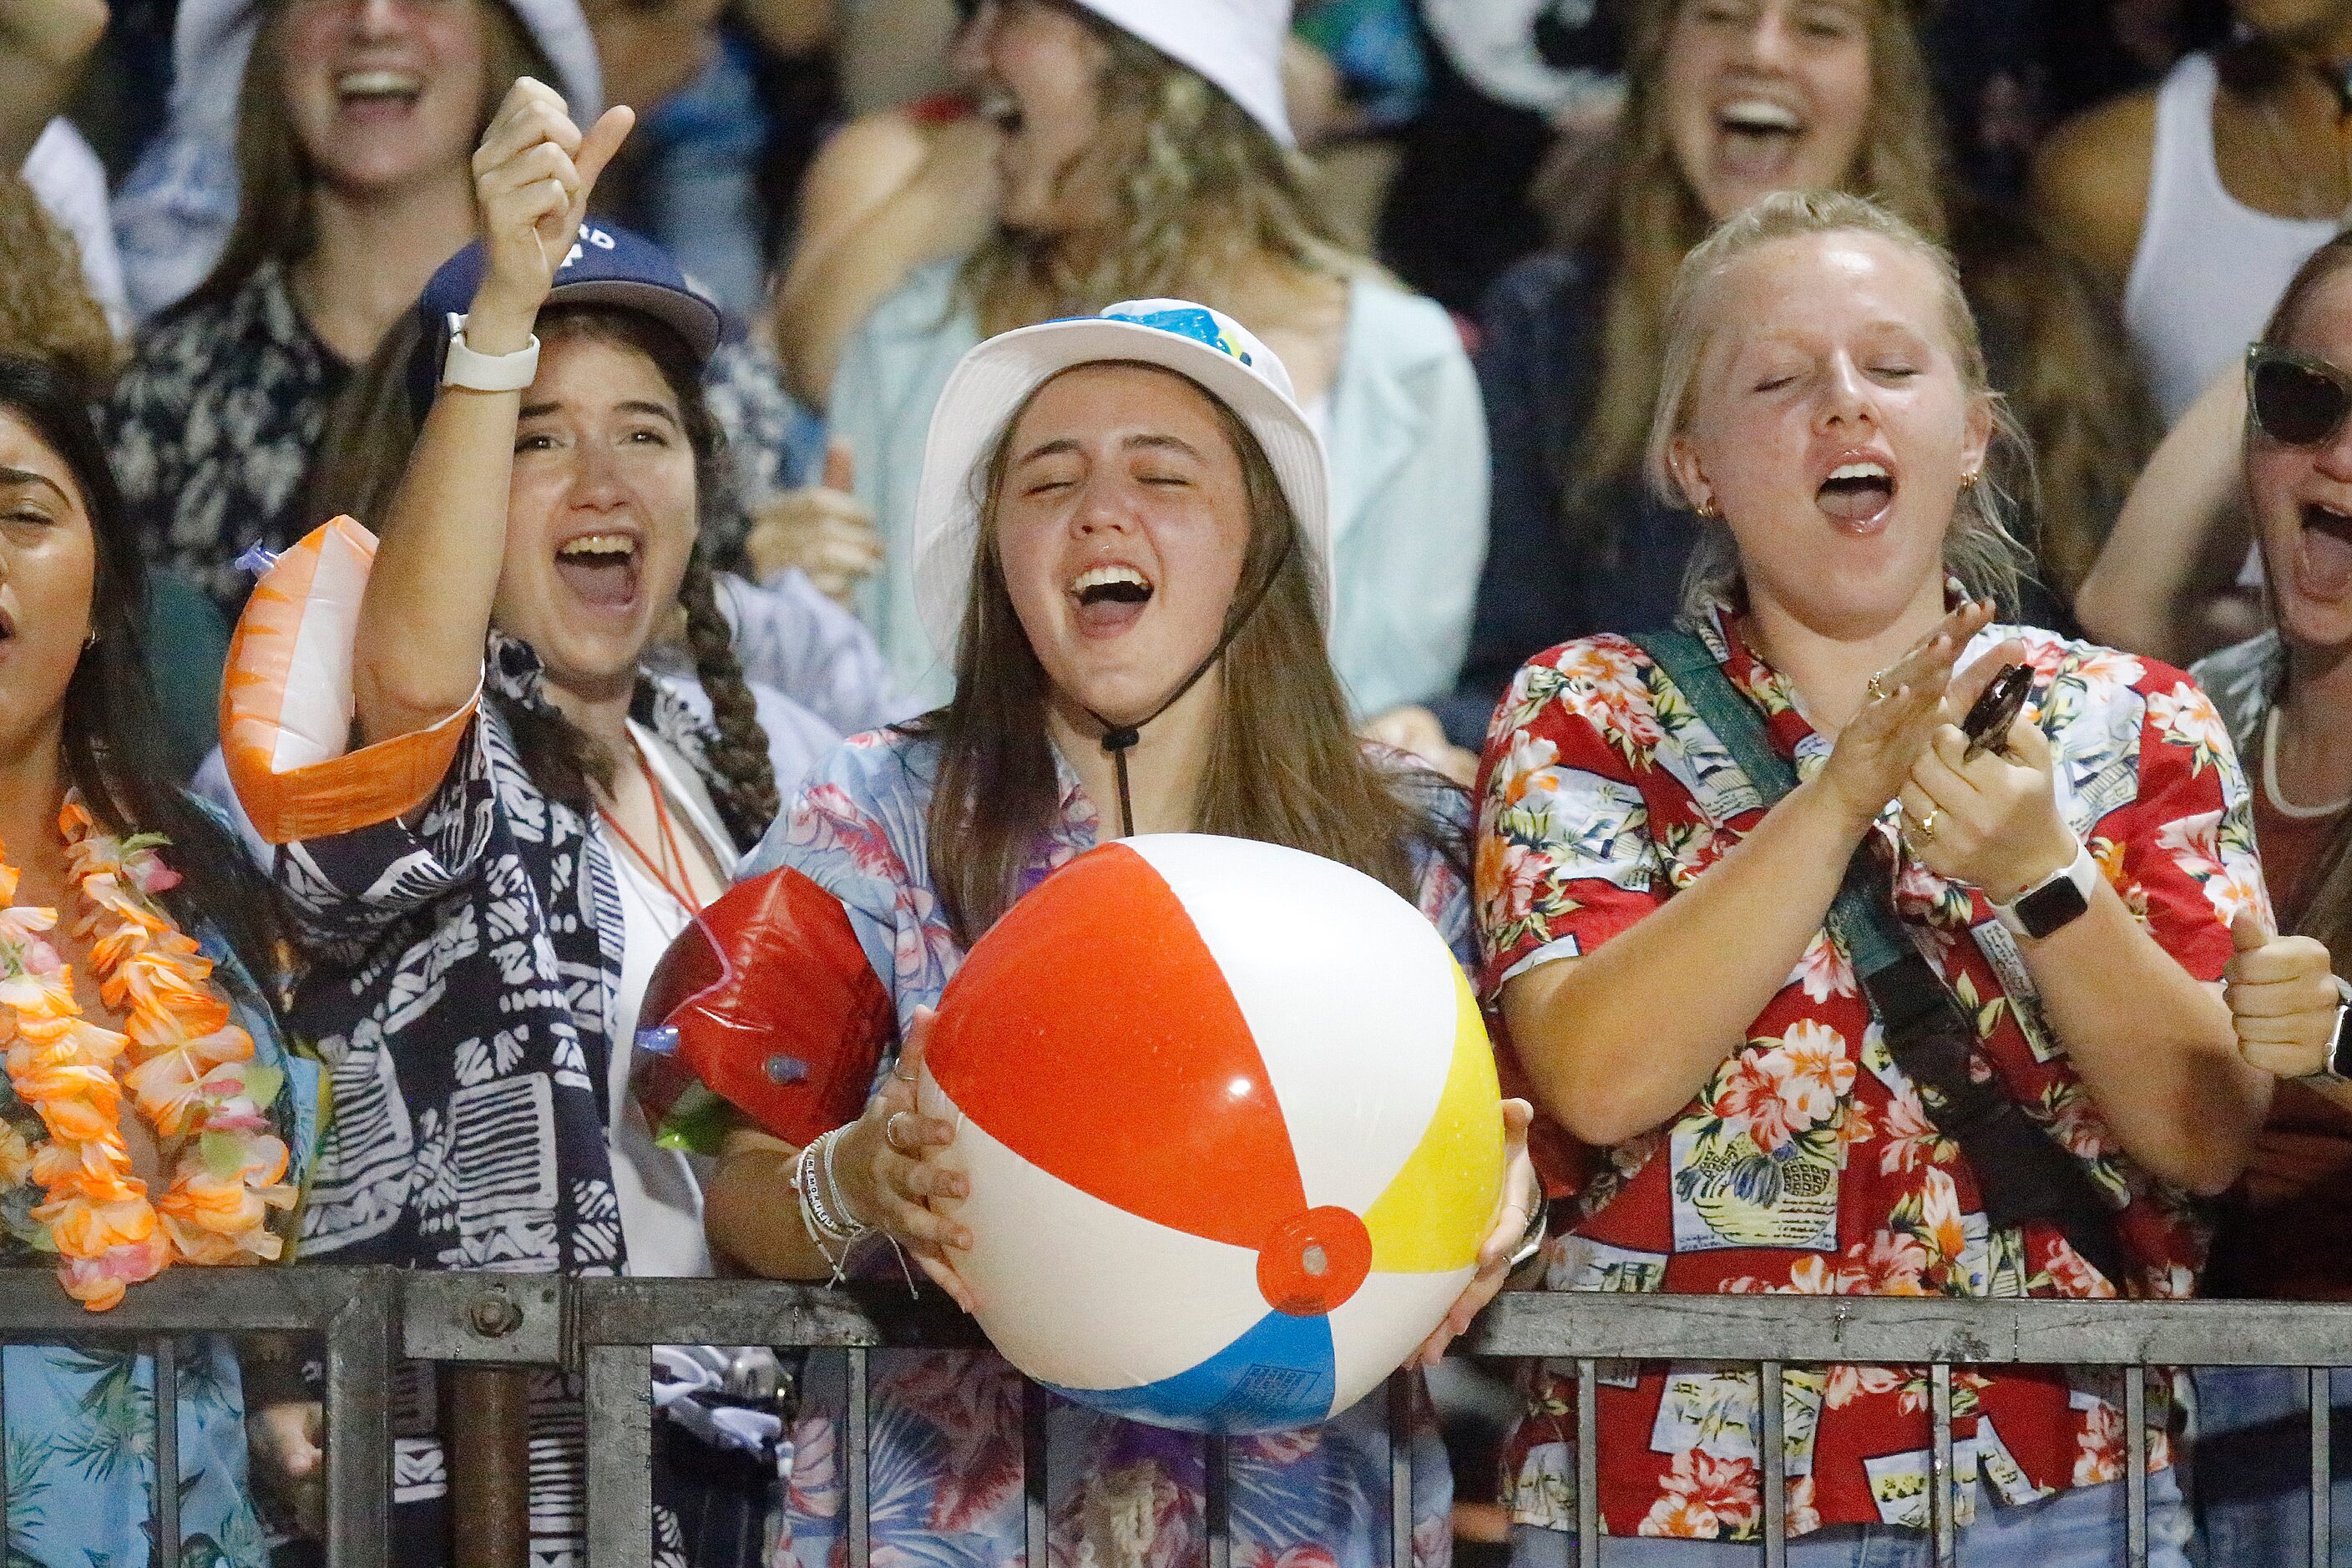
[215,83,783,1567]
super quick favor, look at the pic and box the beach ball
[918,833,1504,1434]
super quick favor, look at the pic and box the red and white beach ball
[918,833,1504,1434]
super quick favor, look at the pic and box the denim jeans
[2191,1365,2352,1565]
[1507,1469,2193,1566]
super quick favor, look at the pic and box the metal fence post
[325,1271,395,1568]
[151,1337,179,1566]
[585,1344,654,1568]
[2317,1368,2334,1568]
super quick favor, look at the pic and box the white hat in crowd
[111,0,604,324]
[910,299,1333,663]
[1066,0,1296,149]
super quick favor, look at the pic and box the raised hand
[464,78,635,352]
[746,442,885,606]
[1815,599,1995,833]
[2226,913,2344,1080]
[1894,640,2078,903]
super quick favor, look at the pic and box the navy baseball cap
[405,220,726,417]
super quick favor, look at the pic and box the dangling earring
[1960,470,1981,492]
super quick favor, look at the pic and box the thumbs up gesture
[746,440,885,608]
[464,78,636,352]
[2224,912,2345,1080]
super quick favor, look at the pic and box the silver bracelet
[795,1136,858,1246]
[819,1126,874,1239]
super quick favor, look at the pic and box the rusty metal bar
[584,1345,653,1568]
[451,1368,533,1568]
[1575,1360,1597,1568]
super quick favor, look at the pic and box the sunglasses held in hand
[2248,343,2352,449]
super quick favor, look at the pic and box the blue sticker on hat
[1102,305,1256,368]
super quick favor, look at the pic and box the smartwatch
[2299,975,2352,1085]
[441,311,542,393]
[1991,836,2100,941]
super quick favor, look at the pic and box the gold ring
[1865,672,1892,703]
[1908,807,1939,844]
[891,1060,919,1085]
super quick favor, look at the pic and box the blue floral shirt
[739,727,1471,1568]
[1,918,321,1568]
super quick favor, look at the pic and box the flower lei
[0,798,295,1310]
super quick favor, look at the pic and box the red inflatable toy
[631,866,893,1153]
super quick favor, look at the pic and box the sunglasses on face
[2248,344,2352,448]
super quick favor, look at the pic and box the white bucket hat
[1070,0,1295,149]
[113,0,604,322]
[910,299,1333,664]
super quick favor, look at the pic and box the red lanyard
[597,741,707,920]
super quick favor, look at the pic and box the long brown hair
[175,0,550,316]
[960,2,1358,339]
[305,306,780,848]
[2253,231,2352,980]
[923,364,1454,944]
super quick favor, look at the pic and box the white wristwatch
[440,311,541,392]
[1990,835,2100,939]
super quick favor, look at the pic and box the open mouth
[336,69,423,114]
[2298,501,2352,598]
[1070,563,1153,635]
[554,533,642,610]
[1816,459,1896,533]
[1716,98,1805,180]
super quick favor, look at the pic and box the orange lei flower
[0,797,296,1310]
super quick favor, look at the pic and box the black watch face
[2016,877,2090,940]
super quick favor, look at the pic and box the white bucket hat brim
[1070,0,1294,149]
[910,301,1333,666]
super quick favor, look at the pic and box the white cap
[910,299,1332,663]
[1071,0,1295,149]
[114,0,604,323]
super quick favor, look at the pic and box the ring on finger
[891,1060,919,1085]
[1865,671,1892,703]
[884,1110,920,1155]
[1905,807,1940,844]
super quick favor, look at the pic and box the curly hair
[960,3,1358,337]
[0,175,120,391]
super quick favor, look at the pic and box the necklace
[2263,706,2352,820]
[596,741,709,919]
[0,797,296,1310]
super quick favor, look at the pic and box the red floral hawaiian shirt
[1473,595,2263,1543]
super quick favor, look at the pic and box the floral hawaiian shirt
[1473,594,2261,1544]
[737,727,1473,1568]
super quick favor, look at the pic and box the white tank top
[2123,52,2338,424]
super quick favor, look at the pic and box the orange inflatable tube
[219,517,478,844]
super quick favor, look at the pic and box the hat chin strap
[1078,529,1295,841]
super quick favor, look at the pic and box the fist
[466,78,635,346]
[2227,913,2344,1079]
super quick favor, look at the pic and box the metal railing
[8,1272,2352,1568]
